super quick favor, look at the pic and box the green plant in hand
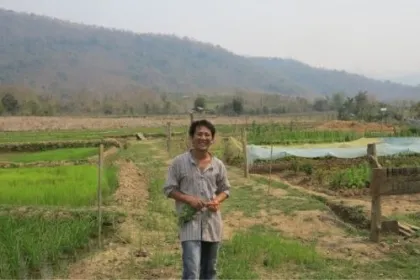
[178,204,198,226]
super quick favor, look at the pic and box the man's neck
[191,149,209,161]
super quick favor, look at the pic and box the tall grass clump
[0,165,117,207]
[0,215,96,279]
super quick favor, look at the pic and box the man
[163,119,231,280]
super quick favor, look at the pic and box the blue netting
[246,137,420,165]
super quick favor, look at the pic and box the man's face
[192,125,213,151]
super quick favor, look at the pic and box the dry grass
[0,114,332,131]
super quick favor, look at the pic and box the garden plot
[0,214,97,279]
[0,143,119,278]
[0,164,117,207]
[245,122,415,146]
[244,138,420,229]
[0,147,98,163]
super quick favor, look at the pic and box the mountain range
[0,8,419,101]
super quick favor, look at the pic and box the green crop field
[0,126,187,143]
[245,123,420,145]
[0,165,117,207]
[0,147,99,163]
[248,129,361,144]
[0,215,96,279]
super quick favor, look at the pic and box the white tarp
[246,137,420,165]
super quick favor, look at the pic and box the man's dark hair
[188,119,216,138]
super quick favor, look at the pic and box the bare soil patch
[114,160,148,210]
[67,160,149,280]
[317,235,391,262]
[315,120,396,133]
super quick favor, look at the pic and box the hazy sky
[1,0,420,80]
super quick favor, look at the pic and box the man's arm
[168,190,193,204]
[208,162,231,210]
[163,161,205,210]
[163,162,179,198]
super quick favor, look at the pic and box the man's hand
[206,192,228,212]
[186,196,206,210]
[206,199,220,212]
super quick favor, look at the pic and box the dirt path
[66,160,149,279]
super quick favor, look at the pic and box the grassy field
[0,165,117,206]
[0,214,97,279]
[0,147,99,162]
[109,139,420,279]
[0,126,119,278]
[2,117,420,279]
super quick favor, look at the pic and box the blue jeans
[181,241,220,280]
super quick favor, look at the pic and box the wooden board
[371,167,420,196]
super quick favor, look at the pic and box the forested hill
[250,58,419,100]
[0,8,418,100]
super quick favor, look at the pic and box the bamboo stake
[268,117,273,195]
[97,144,104,248]
[241,127,249,178]
[166,122,171,154]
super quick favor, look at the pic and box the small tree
[313,98,330,112]
[194,96,206,110]
[1,93,19,115]
[232,97,244,115]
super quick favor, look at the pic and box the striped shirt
[163,150,231,242]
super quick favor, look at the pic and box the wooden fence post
[97,144,104,248]
[268,119,273,194]
[166,122,171,154]
[241,128,249,178]
[367,143,381,242]
[184,113,194,150]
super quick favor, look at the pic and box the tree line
[0,85,419,121]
